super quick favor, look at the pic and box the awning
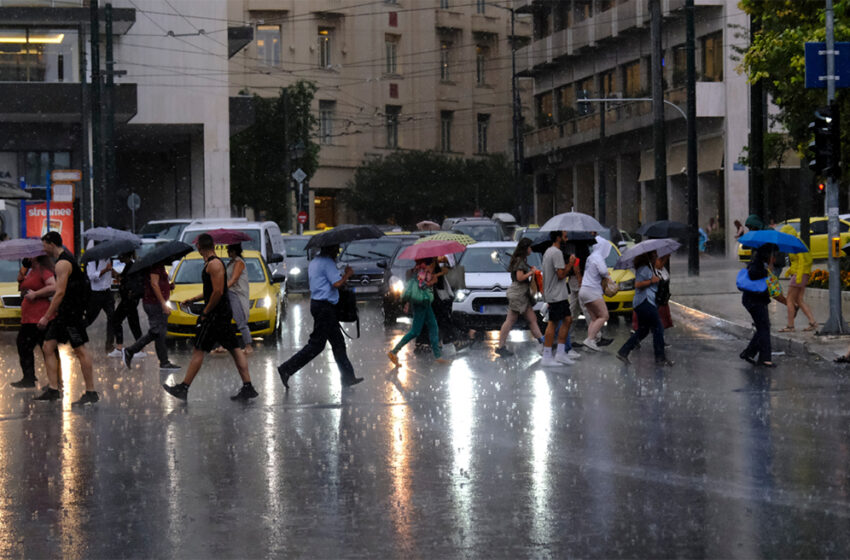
[638,149,654,182]
[0,183,30,200]
[697,135,724,173]
[667,142,686,175]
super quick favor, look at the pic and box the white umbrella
[614,238,681,269]
[539,211,604,232]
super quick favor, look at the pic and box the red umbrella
[193,228,252,245]
[398,240,466,261]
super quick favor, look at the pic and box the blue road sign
[805,42,850,89]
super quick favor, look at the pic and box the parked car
[166,249,285,341]
[281,235,310,294]
[0,260,21,328]
[492,212,519,239]
[178,219,286,276]
[449,218,505,242]
[340,236,412,299]
[139,219,193,240]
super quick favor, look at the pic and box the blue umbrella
[738,230,807,254]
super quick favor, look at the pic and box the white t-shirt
[86,260,112,292]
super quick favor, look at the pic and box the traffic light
[818,181,826,194]
[808,104,841,179]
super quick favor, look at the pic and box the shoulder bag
[335,287,360,337]
[602,276,619,298]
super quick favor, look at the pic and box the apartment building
[228,0,531,230]
[517,0,785,253]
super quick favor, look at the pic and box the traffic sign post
[297,211,308,225]
[127,192,141,233]
[292,168,307,234]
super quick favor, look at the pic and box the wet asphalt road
[0,297,848,558]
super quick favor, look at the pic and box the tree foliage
[343,151,517,228]
[230,81,319,226]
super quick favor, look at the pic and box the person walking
[162,234,258,401]
[11,255,58,388]
[226,243,253,353]
[778,225,817,332]
[616,251,674,366]
[535,231,578,367]
[108,251,144,358]
[738,244,787,367]
[495,237,545,357]
[121,261,180,371]
[734,220,746,240]
[632,253,673,331]
[36,232,98,404]
[278,244,364,388]
[84,243,116,353]
[579,236,613,351]
[388,258,450,366]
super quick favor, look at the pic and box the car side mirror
[271,273,286,283]
[377,260,388,269]
[267,253,284,264]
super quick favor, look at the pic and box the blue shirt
[632,265,657,308]
[308,256,343,304]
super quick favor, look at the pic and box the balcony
[435,8,464,31]
[471,13,502,36]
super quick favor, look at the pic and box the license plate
[478,305,506,314]
[353,286,379,293]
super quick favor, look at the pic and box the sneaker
[566,349,581,359]
[10,378,36,388]
[342,376,364,387]
[495,346,514,358]
[34,387,61,401]
[159,362,181,371]
[554,352,576,365]
[616,352,631,365]
[540,356,565,368]
[107,349,123,358]
[72,391,99,405]
[277,365,291,389]
[583,338,601,352]
[230,383,259,401]
[162,383,188,401]
[122,348,134,369]
[597,337,614,347]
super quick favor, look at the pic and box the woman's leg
[423,305,442,358]
[523,307,543,340]
[796,285,818,325]
[392,305,426,354]
[586,299,608,341]
[785,286,800,327]
[647,306,666,360]
[498,310,520,347]
[15,324,38,383]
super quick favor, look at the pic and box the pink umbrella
[416,220,441,231]
[193,228,252,245]
[398,240,466,261]
[0,238,46,260]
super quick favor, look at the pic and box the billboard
[24,202,74,249]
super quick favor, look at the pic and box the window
[672,44,687,87]
[556,84,574,120]
[319,100,335,145]
[533,8,552,39]
[386,105,400,148]
[476,0,486,14]
[318,27,333,68]
[256,25,280,66]
[702,32,723,82]
[573,0,592,23]
[440,0,449,7]
[553,3,571,32]
[577,77,594,114]
[0,28,79,83]
[440,111,453,152]
[623,60,642,96]
[385,35,399,74]
[477,114,490,154]
[440,41,451,81]
[476,46,488,85]
[536,91,554,127]
[25,151,70,186]
[600,68,617,97]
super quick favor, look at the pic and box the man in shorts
[162,233,257,402]
[541,230,578,367]
[36,231,99,404]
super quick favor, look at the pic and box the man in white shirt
[85,252,116,353]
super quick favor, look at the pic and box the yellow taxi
[776,218,850,260]
[603,242,636,316]
[166,249,285,341]
[0,260,21,328]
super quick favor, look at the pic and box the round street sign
[297,211,308,225]
[127,193,141,211]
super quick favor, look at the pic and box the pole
[281,89,292,232]
[598,99,606,225]
[749,3,765,218]
[650,0,667,220]
[45,171,51,236]
[105,3,116,227]
[89,0,102,226]
[78,25,92,232]
[821,0,847,334]
[685,0,699,275]
[297,180,303,235]
[510,7,523,225]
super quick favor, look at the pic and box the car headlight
[618,279,635,291]
[257,296,272,309]
[290,266,301,276]
[455,289,470,302]
[167,300,178,310]
[389,275,404,295]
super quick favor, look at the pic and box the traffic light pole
[821,0,848,334]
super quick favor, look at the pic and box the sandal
[804,322,819,332]
[835,355,850,364]
[778,326,795,333]
[757,361,777,368]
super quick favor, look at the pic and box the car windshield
[181,229,261,251]
[460,246,542,273]
[139,222,187,240]
[137,242,168,259]
[340,239,400,261]
[0,260,20,282]
[604,243,620,268]
[283,237,308,258]
[451,223,502,242]
[174,257,266,284]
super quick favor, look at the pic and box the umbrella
[193,228,252,245]
[531,231,596,253]
[539,211,604,232]
[398,240,466,261]
[84,227,141,243]
[81,238,141,263]
[126,240,193,274]
[636,220,688,239]
[304,224,384,251]
[416,220,441,231]
[738,230,807,254]
[414,232,477,246]
[0,238,45,260]
[614,238,681,269]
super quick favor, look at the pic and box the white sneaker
[540,356,564,367]
[554,352,575,365]
[583,338,601,351]
[107,349,122,358]
[567,349,581,359]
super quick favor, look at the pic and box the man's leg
[103,291,116,350]
[127,297,143,340]
[278,302,330,376]
[325,312,358,382]
[229,348,251,383]
[181,349,207,386]
[73,344,95,392]
[42,338,60,390]
[543,319,557,349]
[126,304,158,355]
[557,316,572,345]
[84,291,103,326]
[147,306,170,365]
[112,298,128,347]
[16,324,38,383]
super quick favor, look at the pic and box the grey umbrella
[83,227,141,243]
[304,224,384,251]
[539,212,604,233]
[81,238,141,262]
[614,238,681,270]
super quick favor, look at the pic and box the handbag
[402,278,434,306]
[736,268,768,293]
[766,272,782,298]
[602,276,619,298]
[335,287,360,337]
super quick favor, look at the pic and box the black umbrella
[126,240,193,274]
[81,238,141,263]
[636,220,688,239]
[304,224,384,251]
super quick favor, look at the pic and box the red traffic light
[818,182,826,193]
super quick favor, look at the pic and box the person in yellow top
[779,225,818,332]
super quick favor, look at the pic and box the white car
[451,242,544,331]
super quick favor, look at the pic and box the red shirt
[20,266,54,324]
[143,265,171,305]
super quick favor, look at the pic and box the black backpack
[122,270,146,300]
[335,287,360,337]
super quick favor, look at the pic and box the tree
[343,151,515,228]
[230,81,319,226]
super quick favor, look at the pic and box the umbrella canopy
[414,232,477,246]
[614,238,681,269]
[0,238,45,260]
[398,240,466,261]
[416,220,441,231]
[539,211,604,233]
[126,240,193,274]
[636,220,688,239]
[193,228,253,245]
[531,231,596,253]
[81,238,141,263]
[738,230,807,254]
[304,224,384,251]
[84,227,141,243]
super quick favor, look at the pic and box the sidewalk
[668,254,850,362]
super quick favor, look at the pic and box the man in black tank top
[35,231,98,405]
[163,233,257,402]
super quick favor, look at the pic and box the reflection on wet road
[0,298,848,557]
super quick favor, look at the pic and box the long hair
[633,252,652,270]
[510,237,533,271]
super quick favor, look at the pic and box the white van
[178,220,286,274]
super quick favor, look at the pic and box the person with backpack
[108,251,144,358]
[36,231,98,404]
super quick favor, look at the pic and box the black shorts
[194,314,239,353]
[44,315,89,348]
[547,299,571,323]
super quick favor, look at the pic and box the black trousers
[113,295,142,346]
[85,289,115,349]
[619,300,665,360]
[743,300,771,363]
[279,299,356,382]
[16,323,59,382]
